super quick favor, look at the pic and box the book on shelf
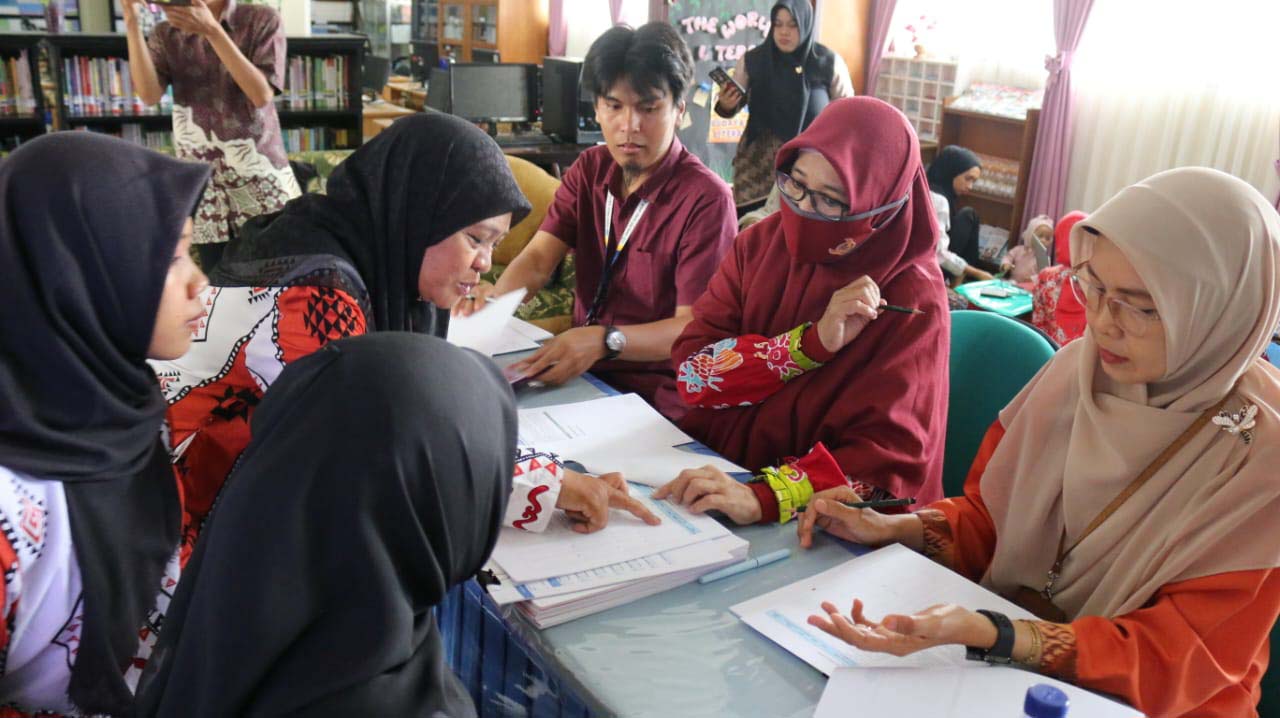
[281,126,349,152]
[278,54,348,111]
[61,55,172,117]
[0,50,36,117]
[69,123,172,150]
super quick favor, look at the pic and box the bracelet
[965,609,1015,665]
[1018,620,1043,667]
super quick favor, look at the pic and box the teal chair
[943,311,1057,497]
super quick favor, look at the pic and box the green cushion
[943,310,1056,497]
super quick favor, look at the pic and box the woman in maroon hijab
[654,97,949,525]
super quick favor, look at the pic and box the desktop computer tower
[540,57,603,144]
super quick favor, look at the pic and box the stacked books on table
[484,393,753,628]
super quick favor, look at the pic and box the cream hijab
[979,167,1280,620]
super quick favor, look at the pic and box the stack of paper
[446,290,554,357]
[487,483,748,628]
[731,544,1035,675]
[516,393,748,487]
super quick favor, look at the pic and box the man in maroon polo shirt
[459,22,736,421]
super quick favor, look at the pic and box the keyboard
[495,133,555,147]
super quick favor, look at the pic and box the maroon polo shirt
[540,136,736,420]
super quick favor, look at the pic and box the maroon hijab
[675,97,949,503]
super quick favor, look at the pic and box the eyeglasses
[1068,269,1162,337]
[776,170,851,220]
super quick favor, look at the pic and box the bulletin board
[668,0,773,184]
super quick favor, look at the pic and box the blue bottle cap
[1024,684,1069,718]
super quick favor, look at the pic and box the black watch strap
[965,609,1015,664]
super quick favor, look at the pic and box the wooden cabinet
[939,99,1040,238]
[411,0,546,64]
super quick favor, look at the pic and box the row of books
[60,55,173,118]
[276,55,349,111]
[281,126,350,153]
[0,50,36,117]
[69,123,172,150]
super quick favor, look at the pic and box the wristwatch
[965,609,1015,664]
[603,325,626,360]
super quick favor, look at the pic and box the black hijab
[743,0,838,144]
[213,112,532,334]
[137,333,516,717]
[0,133,208,715]
[926,145,982,207]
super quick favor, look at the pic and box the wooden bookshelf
[410,0,546,64]
[44,33,363,150]
[0,32,46,149]
[939,98,1040,238]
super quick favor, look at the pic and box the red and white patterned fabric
[0,467,180,716]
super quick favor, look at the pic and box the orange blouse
[928,422,1278,718]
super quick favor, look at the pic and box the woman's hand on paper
[451,280,498,317]
[807,599,993,657]
[653,466,762,525]
[795,493,892,549]
[815,276,883,354]
[557,469,661,534]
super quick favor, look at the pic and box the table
[437,356,867,717]
[362,99,417,141]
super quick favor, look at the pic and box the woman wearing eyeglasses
[654,97,949,526]
[796,167,1280,718]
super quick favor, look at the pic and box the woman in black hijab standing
[155,112,656,559]
[0,133,209,715]
[138,333,515,717]
[714,0,854,212]
[927,144,988,275]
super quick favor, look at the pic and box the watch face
[606,329,626,352]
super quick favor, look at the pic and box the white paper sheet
[486,536,738,604]
[516,394,748,486]
[445,289,525,355]
[815,667,1144,718]
[490,483,735,584]
[731,544,1035,676]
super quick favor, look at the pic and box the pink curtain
[548,0,568,56]
[1022,0,1095,224]
[610,0,625,25]
[1274,157,1279,210]
[863,0,898,97]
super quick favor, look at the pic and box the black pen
[794,497,916,513]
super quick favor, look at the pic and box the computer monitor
[541,57,602,144]
[425,66,451,113]
[472,48,500,63]
[449,63,537,123]
[362,55,390,95]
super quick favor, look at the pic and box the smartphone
[709,66,745,97]
[150,0,194,6]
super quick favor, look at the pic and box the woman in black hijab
[138,333,515,716]
[927,145,987,274]
[0,133,209,715]
[714,0,854,211]
[156,112,653,552]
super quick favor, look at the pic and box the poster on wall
[669,0,773,184]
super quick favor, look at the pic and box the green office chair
[943,311,1057,497]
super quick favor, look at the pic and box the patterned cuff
[753,462,817,524]
[798,323,837,364]
[506,446,565,532]
[917,508,956,569]
[1035,622,1079,682]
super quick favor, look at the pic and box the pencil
[882,304,925,315]
[794,497,916,513]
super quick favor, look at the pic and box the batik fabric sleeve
[676,322,834,409]
[505,446,564,532]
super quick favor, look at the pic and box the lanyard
[585,193,650,325]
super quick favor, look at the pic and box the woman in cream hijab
[797,167,1280,717]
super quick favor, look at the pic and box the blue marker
[697,548,791,584]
